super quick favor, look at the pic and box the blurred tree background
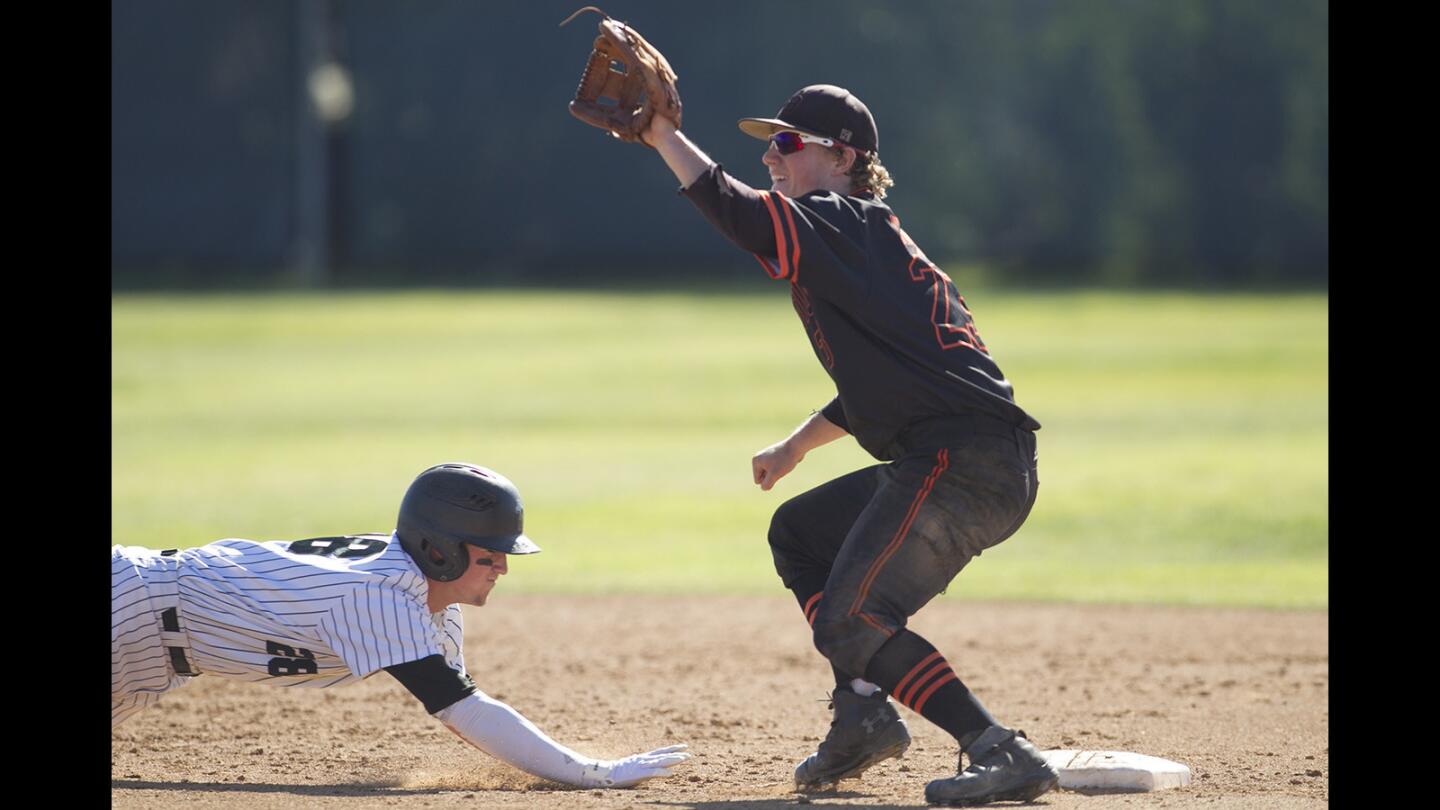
[111,0,1327,289]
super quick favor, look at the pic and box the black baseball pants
[768,419,1039,680]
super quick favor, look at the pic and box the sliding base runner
[112,462,691,789]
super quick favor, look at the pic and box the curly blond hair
[833,149,894,199]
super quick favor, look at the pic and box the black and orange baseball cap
[739,84,879,154]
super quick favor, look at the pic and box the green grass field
[112,287,1327,608]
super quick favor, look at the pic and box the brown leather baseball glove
[560,7,681,146]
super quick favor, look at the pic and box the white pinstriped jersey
[116,533,464,689]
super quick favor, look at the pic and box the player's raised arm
[644,115,713,189]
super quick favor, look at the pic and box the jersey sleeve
[819,396,851,433]
[683,165,872,297]
[385,654,478,714]
[319,581,448,679]
[680,164,781,257]
[681,164,813,284]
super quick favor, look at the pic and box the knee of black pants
[812,615,890,678]
[767,498,810,586]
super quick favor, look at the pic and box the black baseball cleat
[924,725,1059,806]
[794,689,911,790]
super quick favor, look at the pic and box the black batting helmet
[396,463,541,582]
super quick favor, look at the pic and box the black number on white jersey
[266,640,318,676]
[287,535,389,559]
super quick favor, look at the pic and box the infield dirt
[112,595,1328,809]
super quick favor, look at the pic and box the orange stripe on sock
[911,671,959,715]
[898,659,952,707]
[892,651,942,702]
[849,449,950,616]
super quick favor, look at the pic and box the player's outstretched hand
[594,744,692,787]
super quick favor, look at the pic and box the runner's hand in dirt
[586,744,692,787]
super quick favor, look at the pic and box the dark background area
[111,0,1328,289]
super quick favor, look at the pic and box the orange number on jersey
[888,216,988,354]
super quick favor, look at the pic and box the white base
[1039,750,1191,792]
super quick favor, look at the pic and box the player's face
[457,546,509,607]
[763,135,847,197]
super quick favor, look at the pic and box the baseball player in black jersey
[112,463,691,789]
[639,87,1059,805]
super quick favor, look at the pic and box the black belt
[160,607,199,676]
[159,549,199,676]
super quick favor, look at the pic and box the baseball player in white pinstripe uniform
[112,462,690,789]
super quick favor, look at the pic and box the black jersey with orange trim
[682,164,1038,461]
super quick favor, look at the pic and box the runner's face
[457,547,508,607]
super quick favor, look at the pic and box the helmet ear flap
[408,534,469,582]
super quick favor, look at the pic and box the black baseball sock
[864,629,996,749]
[831,662,859,691]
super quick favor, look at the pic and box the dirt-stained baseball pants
[767,416,1039,679]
